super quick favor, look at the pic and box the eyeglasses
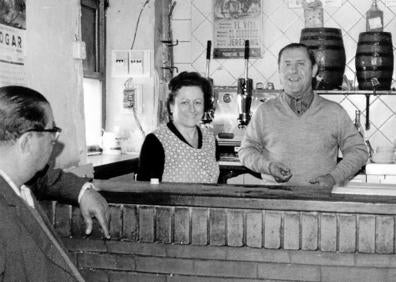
[21,126,62,141]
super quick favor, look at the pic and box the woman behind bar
[137,71,219,183]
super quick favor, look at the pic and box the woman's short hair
[166,71,213,118]
[0,86,50,142]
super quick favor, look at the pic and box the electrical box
[111,49,151,77]
[123,84,143,114]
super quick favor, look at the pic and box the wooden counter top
[87,153,256,181]
[97,180,396,215]
[87,153,139,179]
[88,152,139,167]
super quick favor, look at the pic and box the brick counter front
[44,182,396,281]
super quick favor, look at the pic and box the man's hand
[309,174,335,189]
[79,188,110,239]
[268,162,292,183]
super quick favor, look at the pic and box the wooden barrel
[355,32,394,90]
[300,28,346,90]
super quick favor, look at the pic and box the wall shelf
[315,90,396,95]
[215,87,396,96]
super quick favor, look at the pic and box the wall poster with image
[213,0,262,59]
[0,0,26,86]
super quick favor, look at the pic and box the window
[81,0,106,147]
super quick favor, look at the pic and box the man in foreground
[0,86,107,280]
[239,43,368,188]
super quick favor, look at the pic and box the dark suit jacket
[27,166,89,204]
[0,176,82,281]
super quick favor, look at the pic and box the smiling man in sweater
[239,43,368,188]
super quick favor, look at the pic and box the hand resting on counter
[269,162,292,183]
[309,174,336,189]
[79,187,110,239]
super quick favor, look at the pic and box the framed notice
[0,0,26,86]
[213,0,262,59]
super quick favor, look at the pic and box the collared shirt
[1,166,94,207]
[284,92,314,115]
[0,169,35,208]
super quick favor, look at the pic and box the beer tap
[366,77,380,130]
[202,40,215,124]
[237,40,253,127]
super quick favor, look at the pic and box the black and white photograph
[1,0,396,281]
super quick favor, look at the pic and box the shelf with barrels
[300,28,394,93]
[300,27,394,131]
[254,89,396,96]
[314,90,396,95]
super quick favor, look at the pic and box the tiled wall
[171,0,396,148]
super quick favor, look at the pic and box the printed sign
[213,0,262,59]
[0,0,26,86]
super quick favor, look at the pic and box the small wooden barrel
[355,32,394,90]
[300,28,346,90]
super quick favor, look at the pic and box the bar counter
[97,181,396,214]
[48,180,396,281]
[87,153,139,179]
[87,153,259,182]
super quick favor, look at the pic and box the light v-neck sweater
[239,92,368,186]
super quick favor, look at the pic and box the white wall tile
[172,0,192,20]
[170,0,396,146]
[172,20,192,41]
[173,41,192,64]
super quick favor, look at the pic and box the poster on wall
[213,0,262,59]
[0,0,26,87]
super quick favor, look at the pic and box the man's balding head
[0,86,50,144]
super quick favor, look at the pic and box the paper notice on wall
[213,0,262,59]
[0,0,27,87]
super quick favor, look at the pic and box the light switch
[112,49,151,77]
[112,50,129,77]
[129,51,144,75]
[129,50,151,77]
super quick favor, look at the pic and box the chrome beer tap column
[237,40,253,127]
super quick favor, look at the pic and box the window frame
[81,0,106,127]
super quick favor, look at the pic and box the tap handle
[370,77,380,91]
[206,41,212,60]
[244,40,250,60]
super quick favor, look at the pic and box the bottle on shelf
[354,110,365,138]
[303,0,324,28]
[366,0,383,32]
[354,110,374,160]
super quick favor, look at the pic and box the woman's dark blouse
[137,122,219,181]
